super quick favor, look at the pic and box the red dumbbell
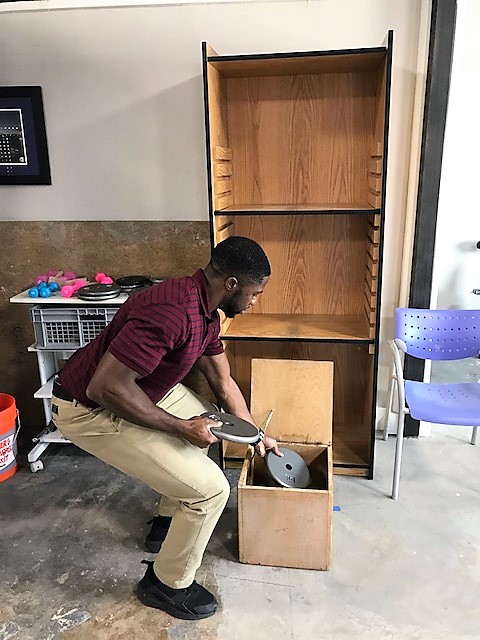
[61,278,87,298]
[95,272,114,285]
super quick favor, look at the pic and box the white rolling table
[10,290,128,472]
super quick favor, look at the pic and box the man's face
[221,276,269,318]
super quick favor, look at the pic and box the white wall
[0,0,423,224]
[431,0,480,311]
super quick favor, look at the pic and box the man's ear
[225,276,238,292]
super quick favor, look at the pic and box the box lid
[250,359,333,445]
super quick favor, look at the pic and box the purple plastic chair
[384,308,480,499]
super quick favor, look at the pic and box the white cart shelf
[11,290,128,472]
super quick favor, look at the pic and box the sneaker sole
[136,586,216,621]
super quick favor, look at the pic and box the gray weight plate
[201,412,259,444]
[77,284,121,299]
[78,294,122,301]
[265,447,311,489]
[116,275,152,289]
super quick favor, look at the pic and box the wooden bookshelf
[203,36,393,477]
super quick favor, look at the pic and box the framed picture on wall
[0,86,51,185]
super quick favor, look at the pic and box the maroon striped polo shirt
[57,269,224,409]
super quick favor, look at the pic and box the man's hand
[182,415,222,448]
[255,434,283,458]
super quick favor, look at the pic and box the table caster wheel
[30,460,44,473]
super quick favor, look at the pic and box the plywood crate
[238,359,333,570]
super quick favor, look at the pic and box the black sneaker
[145,515,172,553]
[136,560,218,620]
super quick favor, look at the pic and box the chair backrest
[395,308,480,360]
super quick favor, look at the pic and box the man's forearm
[87,380,187,436]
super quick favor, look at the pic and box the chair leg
[384,372,395,441]
[392,409,406,500]
[471,426,478,445]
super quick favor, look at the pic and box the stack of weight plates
[77,283,122,301]
[116,275,152,294]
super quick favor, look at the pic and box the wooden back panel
[229,341,372,429]
[226,71,378,205]
[232,214,368,315]
[250,358,333,444]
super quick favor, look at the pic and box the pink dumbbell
[35,275,48,286]
[61,278,87,298]
[95,272,113,285]
[46,270,76,279]
[37,271,76,286]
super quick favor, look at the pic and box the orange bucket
[0,394,19,482]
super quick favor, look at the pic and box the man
[51,235,281,621]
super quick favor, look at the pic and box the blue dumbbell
[28,281,53,298]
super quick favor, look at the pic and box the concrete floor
[431,357,480,384]
[1,429,479,640]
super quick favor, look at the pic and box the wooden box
[238,359,333,570]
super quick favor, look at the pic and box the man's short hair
[211,236,271,284]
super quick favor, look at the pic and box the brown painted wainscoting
[0,220,211,448]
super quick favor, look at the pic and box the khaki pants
[51,383,230,589]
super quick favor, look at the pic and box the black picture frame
[0,86,51,185]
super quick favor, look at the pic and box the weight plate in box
[265,447,311,488]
